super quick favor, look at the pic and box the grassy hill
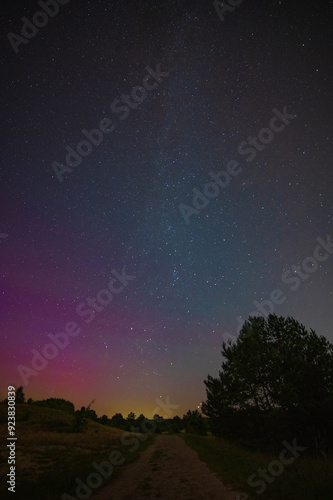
[0,404,154,500]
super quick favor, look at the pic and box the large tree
[202,314,333,448]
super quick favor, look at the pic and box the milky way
[1,0,332,418]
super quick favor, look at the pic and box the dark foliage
[29,398,75,414]
[202,314,333,452]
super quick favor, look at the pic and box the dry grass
[0,404,153,500]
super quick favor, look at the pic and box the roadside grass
[0,405,154,500]
[181,433,333,500]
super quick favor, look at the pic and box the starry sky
[1,0,332,418]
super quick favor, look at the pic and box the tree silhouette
[32,398,74,413]
[99,414,109,425]
[202,314,333,450]
[171,415,184,433]
[136,413,146,430]
[110,413,126,429]
[183,410,207,435]
[15,386,25,404]
[127,412,136,421]
[71,400,96,432]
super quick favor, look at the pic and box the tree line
[4,314,332,452]
[1,388,207,434]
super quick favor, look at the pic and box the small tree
[153,414,164,423]
[15,386,25,404]
[99,414,109,426]
[72,408,89,433]
[183,410,207,435]
[110,413,126,429]
[71,400,95,433]
[171,415,184,433]
[136,414,146,431]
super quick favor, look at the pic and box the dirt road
[91,434,242,500]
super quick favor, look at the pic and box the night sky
[1,0,332,418]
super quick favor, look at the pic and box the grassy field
[0,404,154,500]
[182,433,333,500]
